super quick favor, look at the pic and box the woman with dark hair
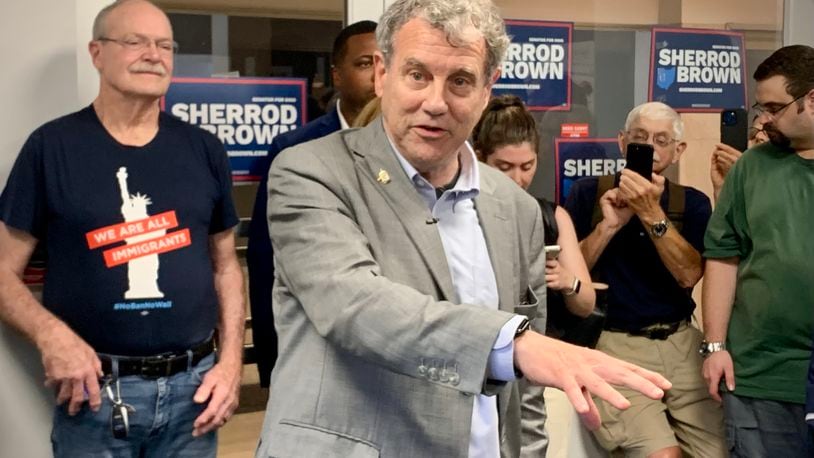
[473,95,595,327]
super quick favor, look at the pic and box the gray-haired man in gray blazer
[256,0,672,456]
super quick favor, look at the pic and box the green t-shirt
[705,142,814,404]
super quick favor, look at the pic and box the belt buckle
[647,327,671,340]
[140,355,174,378]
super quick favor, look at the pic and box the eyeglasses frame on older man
[624,128,678,148]
[97,34,179,55]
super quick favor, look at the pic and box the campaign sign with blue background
[162,77,307,182]
[494,20,572,111]
[649,28,746,112]
[555,138,623,204]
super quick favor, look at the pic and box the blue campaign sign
[494,20,572,111]
[649,28,747,112]
[555,138,623,204]
[162,77,307,182]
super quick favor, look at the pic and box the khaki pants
[592,324,726,458]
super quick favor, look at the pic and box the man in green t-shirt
[702,44,814,457]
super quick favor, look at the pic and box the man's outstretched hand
[514,331,671,430]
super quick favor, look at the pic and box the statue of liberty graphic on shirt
[116,167,165,299]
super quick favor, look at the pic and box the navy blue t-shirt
[563,176,711,331]
[0,106,238,355]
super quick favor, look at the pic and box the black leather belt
[607,320,687,340]
[100,338,215,379]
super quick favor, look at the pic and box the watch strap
[514,318,531,338]
[699,340,726,357]
[513,318,531,378]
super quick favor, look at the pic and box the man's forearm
[636,206,703,288]
[214,261,245,365]
[0,223,65,349]
[701,258,739,341]
[578,221,617,270]
[648,227,703,288]
[0,267,67,349]
[210,230,246,366]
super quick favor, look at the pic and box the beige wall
[497,0,781,29]
[681,0,782,29]
[679,114,718,203]
[496,0,660,25]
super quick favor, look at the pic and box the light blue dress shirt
[389,138,525,458]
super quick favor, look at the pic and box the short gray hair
[376,0,509,81]
[624,102,684,141]
[92,0,162,40]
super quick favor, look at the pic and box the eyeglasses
[751,93,805,119]
[625,129,677,148]
[97,35,179,55]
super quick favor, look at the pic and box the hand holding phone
[545,245,561,260]
[625,143,654,180]
[720,108,748,152]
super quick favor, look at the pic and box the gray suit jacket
[257,119,548,458]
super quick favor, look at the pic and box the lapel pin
[376,169,391,184]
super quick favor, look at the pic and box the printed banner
[162,77,307,182]
[494,20,572,111]
[555,138,623,204]
[649,28,747,112]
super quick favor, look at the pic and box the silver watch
[699,340,726,358]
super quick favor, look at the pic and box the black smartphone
[625,143,654,179]
[720,108,748,152]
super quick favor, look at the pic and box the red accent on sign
[102,229,191,267]
[86,211,179,249]
[560,123,590,138]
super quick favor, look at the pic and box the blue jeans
[51,352,217,458]
[723,392,813,458]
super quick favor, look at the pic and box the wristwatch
[649,219,670,238]
[514,317,531,339]
[699,340,726,358]
[513,318,531,378]
[563,277,581,297]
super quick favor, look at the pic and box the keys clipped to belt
[103,377,136,439]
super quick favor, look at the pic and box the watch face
[651,221,668,237]
[515,318,531,337]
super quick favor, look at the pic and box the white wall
[0,1,104,457]
[785,0,814,46]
